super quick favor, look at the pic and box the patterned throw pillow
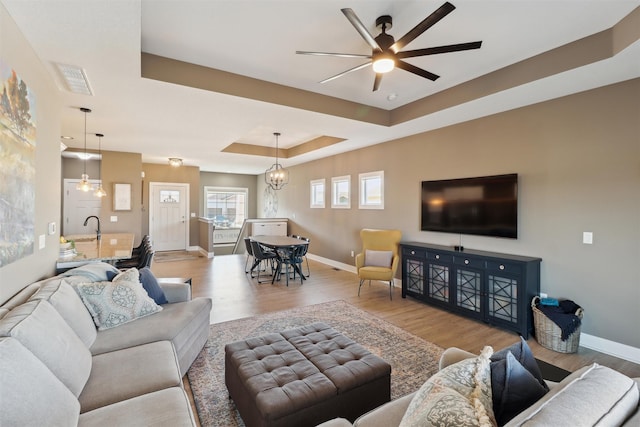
[399,346,497,427]
[75,279,162,331]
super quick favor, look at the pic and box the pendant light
[76,107,92,192]
[94,133,107,197]
[264,132,289,190]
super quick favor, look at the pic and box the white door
[63,179,102,235]
[149,182,189,251]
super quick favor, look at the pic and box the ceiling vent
[55,62,93,95]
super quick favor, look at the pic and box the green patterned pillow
[399,346,497,427]
[75,279,162,330]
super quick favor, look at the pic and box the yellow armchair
[355,228,402,300]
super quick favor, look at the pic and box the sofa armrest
[352,392,415,427]
[438,347,476,370]
[157,280,192,303]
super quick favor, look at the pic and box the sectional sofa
[0,263,212,426]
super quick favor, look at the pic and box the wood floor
[152,253,640,379]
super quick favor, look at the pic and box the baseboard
[307,252,640,365]
[579,333,640,364]
[192,246,214,258]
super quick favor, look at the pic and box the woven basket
[532,296,583,353]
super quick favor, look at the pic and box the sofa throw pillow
[110,267,139,283]
[490,351,549,425]
[399,346,497,427]
[139,267,168,305]
[365,250,393,267]
[491,337,548,390]
[75,280,162,331]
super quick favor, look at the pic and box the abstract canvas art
[0,62,36,267]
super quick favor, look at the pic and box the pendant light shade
[264,132,289,190]
[76,107,92,192]
[94,133,107,197]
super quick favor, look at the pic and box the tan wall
[0,3,62,302]
[268,79,640,348]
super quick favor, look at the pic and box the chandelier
[76,107,92,192]
[264,132,289,190]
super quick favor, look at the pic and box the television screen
[421,174,518,239]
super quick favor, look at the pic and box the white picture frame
[113,183,132,211]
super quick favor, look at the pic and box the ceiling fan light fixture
[372,54,395,73]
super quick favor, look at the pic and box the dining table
[56,233,135,273]
[250,235,309,283]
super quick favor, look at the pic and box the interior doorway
[62,179,102,236]
[149,182,189,251]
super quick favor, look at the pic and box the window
[359,171,384,209]
[331,175,351,209]
[203,186,248,229]
[310,179,325,208]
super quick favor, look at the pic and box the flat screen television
[421,174,518,239]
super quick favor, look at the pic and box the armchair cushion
[365,250,393,268]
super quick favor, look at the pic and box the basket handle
[531,295,540,308]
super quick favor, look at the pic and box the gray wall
[267,79,640,349]
[0,3,62,302]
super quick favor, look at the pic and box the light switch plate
[110,216,118,222]
[583,231,593,244]
[39,234,46,249]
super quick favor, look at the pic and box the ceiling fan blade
[319,62,371,84]
[396,60,439,81]
[296,51,372,59]
[341,8,382,52]
[373,73,383,92]
[391,2,456,53]
[396,41,482,58]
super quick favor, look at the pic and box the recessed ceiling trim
[222,135,345,158]
[141,52,391,127]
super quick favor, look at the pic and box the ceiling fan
[296,2,482,92]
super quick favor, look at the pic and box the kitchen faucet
[83,215,101,241]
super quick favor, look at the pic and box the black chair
[249,240,278,284]
[244,238,254,274]
[116,239,152,270]
[275,244,306,286]
[295,236,311,277]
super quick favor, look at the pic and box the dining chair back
[249,240,278,284]
[276,244,307,286]
[355,228,402,300]
[295,236,311,277]
[244,238,254,274]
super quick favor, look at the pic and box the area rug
[154,250,203,263]
[187,300,444,427]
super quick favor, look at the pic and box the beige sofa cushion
[506,363,639,426]
[79,340,182,413]
[28,278,97,347]
[0,299,92,396]
[0,337,80,426]
[78,387,196,427]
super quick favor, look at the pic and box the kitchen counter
[57,233,135,272]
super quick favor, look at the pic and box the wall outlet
[583,231,593,244]
[540,292,548,299]
[47,222,56,235]
[350,250,354,257]
[110,216,118,222]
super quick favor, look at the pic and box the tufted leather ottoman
[224,322,391,427]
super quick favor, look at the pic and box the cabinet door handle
[464,259,469,265]
[499,264,505,270]
[435,254,440,260]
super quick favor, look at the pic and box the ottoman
[225,322,391,427]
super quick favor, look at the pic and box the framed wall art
[113,183,132,211]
